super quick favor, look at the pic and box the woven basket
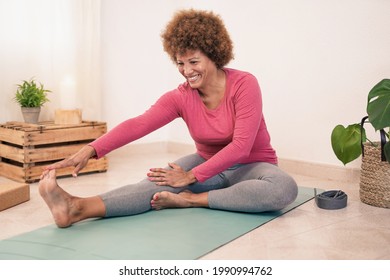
[360,142,390,208]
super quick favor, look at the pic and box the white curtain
[0,0,101,123]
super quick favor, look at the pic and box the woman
[39,9,298,228]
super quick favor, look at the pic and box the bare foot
[39,169,80,228]
[151,191,208,210]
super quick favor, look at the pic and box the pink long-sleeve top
[90,68,277,182]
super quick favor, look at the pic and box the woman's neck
[198,68,225,96]
[199,68,226,109]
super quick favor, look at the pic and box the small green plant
[331,79,390,164]
[14,78,51,107]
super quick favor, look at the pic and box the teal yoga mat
[0,186,319,260]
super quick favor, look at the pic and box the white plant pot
[21,107,41,124]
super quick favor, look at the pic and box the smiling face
[176,50,218,91]
[161,9,234,70]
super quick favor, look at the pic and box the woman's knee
[248,173,298,212]
[173,153,205,171]
[272,174,298,210]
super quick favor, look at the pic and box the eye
[190,60,198,65]
[176,62,184,67]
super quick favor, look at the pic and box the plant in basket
[331,79,390,165]
[331,78,390,208]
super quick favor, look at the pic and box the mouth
[187,74,200,83]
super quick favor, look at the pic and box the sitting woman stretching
[39,9,298,228]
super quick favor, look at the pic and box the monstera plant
[331,79,390,165]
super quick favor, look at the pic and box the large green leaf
[367,79,390,131]
[331,124,366,165]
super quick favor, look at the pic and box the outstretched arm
[42,145,96,177]
[42,90,182,178]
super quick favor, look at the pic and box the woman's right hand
[42,145,97,178]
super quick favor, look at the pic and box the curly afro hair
[161,9,234,69]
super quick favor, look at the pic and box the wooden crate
[0,121,108,183]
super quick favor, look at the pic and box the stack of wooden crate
[0,121,108,183]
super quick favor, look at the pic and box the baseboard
[278,158,360,183]
[117,142,360,183]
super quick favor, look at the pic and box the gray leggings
[100,153,298,217]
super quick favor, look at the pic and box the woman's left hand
[147,163,197,187]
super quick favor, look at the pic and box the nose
[183,64,193,76]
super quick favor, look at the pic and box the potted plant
[331,79,390,165]
[14,78,51,124]
[331,78,390,208]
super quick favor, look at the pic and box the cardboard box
[0,121,108,183]
[0,182,30,211]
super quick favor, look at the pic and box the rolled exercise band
[315,189,348,210]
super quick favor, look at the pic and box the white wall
[1,0,388,168]
[100,0,178,143]
[101,0,390,167]
[0,1,101,123]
